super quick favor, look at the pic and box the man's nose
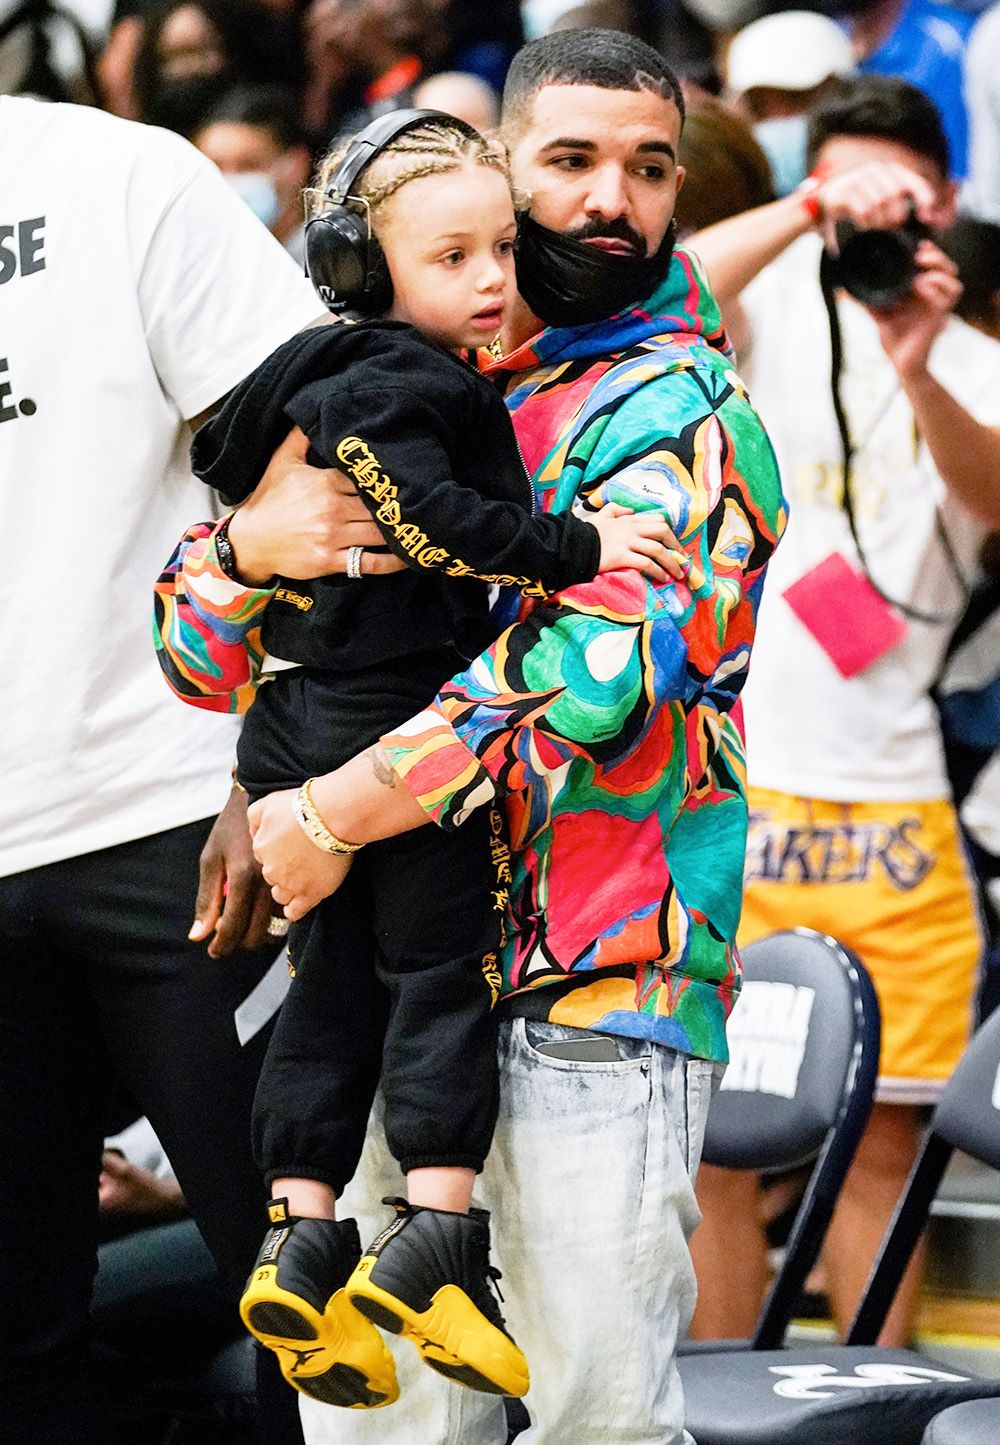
[583,162,630,220]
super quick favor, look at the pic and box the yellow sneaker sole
[346,1262,529,1398]
[241,1263,398,1408]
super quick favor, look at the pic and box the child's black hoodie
[191,320,600,793]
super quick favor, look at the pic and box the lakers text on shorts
[740,789,982,1103]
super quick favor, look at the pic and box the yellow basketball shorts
[740,788,983,1104]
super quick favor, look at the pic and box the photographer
[688,75,1000,1347]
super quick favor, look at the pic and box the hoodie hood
[488,247,731,373]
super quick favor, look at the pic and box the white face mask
[754,114,809,198]
[521,0,580,37]
[225,171,281,230]
[681,0,767,29]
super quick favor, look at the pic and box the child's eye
[497,239,514,257]
[441,251,464,266]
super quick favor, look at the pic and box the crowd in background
[7,0,1000,1437]
[4,0,999,282]
[5,0,999,318]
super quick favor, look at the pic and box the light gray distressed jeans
[300,1017,722,1445]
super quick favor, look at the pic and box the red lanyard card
[781,551,908,678]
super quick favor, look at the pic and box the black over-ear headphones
[305,108,482,318]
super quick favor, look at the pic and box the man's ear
[675,164,686,196]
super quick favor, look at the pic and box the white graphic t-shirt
[0,97,325,876]
[736,233,1000,803]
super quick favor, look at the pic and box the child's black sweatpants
[251,804,504,1195]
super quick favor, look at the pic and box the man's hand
[816,160,941,251]
[190,786,274,958]
[589,504,684,582]
[248,789,354,921]
[870,239,962,381]
[225,427,407,585]
[99,1151,185,1222]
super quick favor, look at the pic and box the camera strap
[819,252,970,626]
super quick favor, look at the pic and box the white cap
[727,11,855,95]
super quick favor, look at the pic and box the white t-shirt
[0,98,325,877]
[963,4,1000,223]
[737,234,1000,802]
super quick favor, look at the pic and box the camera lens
[826,211,925,309]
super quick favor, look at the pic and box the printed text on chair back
[702,930,859,1171]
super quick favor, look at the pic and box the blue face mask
[225,172,281,230]
[754,115,809,198]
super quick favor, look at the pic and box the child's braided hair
[312,117,510,226]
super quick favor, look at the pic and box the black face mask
[514,212,678,330]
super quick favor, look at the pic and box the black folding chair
[684,927,881,1354]
[922,1398,1000,1445]
[681,1006,1000,1445]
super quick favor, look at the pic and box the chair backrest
[847,1006,1000,1346]
[933,1006,1000,1169]
[704,929,879,1172]
[701,928,882,1349]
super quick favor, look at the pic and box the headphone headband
[306,107,487,318]
[324,108,482,205]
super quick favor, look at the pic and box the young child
[181,111,678,1411]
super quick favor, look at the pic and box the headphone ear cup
[305,208,373,313]
[362,235,394,317]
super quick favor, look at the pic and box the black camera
[823,203,930,309]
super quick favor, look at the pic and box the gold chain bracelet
[293,779,365,855]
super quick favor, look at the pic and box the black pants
[0,820,302,1445]
[253,808,503,1195]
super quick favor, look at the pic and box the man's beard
[514,212,678,330]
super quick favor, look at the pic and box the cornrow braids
[312,119,509,224]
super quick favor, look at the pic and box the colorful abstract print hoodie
[381,251,785,1061]
[154,249,785,1062]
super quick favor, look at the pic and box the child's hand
[247,790,353,921]
[588,504,685,582]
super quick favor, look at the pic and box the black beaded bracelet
[214,515,241,581]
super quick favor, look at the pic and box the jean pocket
[684,1058,724,1177]
[515,1018,649,1073]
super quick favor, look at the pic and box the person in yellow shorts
[742,792,980,1102]
[687,75,1000,1348]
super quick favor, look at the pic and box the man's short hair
[502,28,684,140]
[806,75,950,182]
[197,85,309,154]
[941,216,1000,328]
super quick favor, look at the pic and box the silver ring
[267,915,292,937]
[346,545,364,580]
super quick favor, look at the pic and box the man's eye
[551,154,588,170]
[636,164,667,181]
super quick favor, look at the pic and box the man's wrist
[223,508,277,588]
[794,175,824,228]
[895,355,936,397]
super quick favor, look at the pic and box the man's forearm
[308,746,430,845]
[903,369,1000,526]
[153,523,271,710]
[689,193,813,311]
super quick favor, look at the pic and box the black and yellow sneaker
[240,1199,398,1408]
[345,1197,529,1398]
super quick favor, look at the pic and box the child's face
[380,165,517,351]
